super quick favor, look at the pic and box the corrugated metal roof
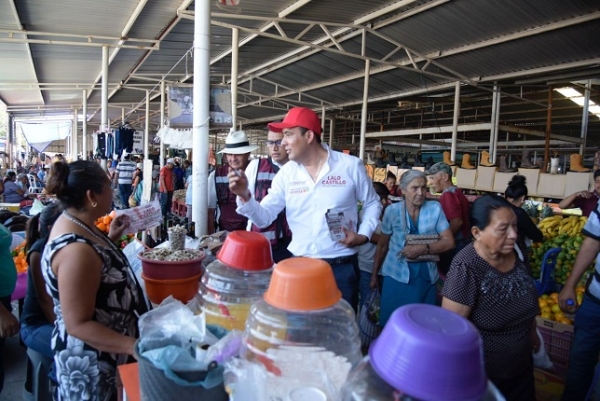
[1,0,599,148]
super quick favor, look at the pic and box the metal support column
[160,80,166,167]
[580,79,591,155]
[489,85,498,161]
[82,90,87,159]
[359,59,370,161]
[192,0,211,237]
[7,114,13,167]
[144,90,150,160]
[72,109,78,160]
[329,118,335,148]
[543,87,553,172]
[321,105,326,136]
[451,81,460,163]
[101,46,109,132]
[230,28,239,130]
[492,87,501,164]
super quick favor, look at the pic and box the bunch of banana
[556,215,587,236]
[538,215,562,239]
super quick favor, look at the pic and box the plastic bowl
[217,231,273,271]
[138,250,205,280]
[263,257,341,311]
[141,273,201,304]
[369,304,487,401]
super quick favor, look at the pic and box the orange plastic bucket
[263,257,341,311]
[141,273,201,304]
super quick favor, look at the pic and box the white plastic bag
[532,327,553,370]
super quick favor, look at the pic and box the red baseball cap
[268,107,322,135]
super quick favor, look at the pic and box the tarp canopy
[19,122,71,153]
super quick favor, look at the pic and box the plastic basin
[141,273,201,304]
[138,251,205,280]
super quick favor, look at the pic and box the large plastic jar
[241,257,361,400]
[341,304,504,401]
[199,231,274,331]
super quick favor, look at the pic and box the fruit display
[537,288,584,325]
[531,214,594,286]
[537,215,587,240]
[12,240,28,273]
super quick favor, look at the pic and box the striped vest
[214,164,248,232]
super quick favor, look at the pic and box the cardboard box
[474,166,497,191]
[537,173,566,198]
[456,168,477,189]
[0,203,21,213]
[493,171,516,193]
[518,168,541,195]
[564,171,592,198]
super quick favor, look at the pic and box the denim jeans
[562,294,600,401]
[358,270,373,313]
[119,183,132,209]
[327,255,359,313]
[20,322,54,359]
[160,191,173,217]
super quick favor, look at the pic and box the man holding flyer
[228,107,381,311]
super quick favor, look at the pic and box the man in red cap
[228,107,382,311]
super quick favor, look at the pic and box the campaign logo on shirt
[321,175,347,187]
[290,187,309,195]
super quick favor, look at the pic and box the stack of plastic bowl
[241,257,362,400]
[341,304,504,401]
[199,231,274,331]
[139,250,205,305]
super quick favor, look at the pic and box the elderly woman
[370,170,455,325]
[3,172,31,205]
[442,195,539,401]
[42,160,149,401]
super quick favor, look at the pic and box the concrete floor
[1,302,28,401]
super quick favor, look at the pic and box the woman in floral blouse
[42,160,149,401]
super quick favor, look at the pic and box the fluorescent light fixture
[555,87,600,119]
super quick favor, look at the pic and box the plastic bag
[358,289,382,348]
[29,199,45,216]
[532,327,553,370]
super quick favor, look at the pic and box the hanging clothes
[115,125,135,157]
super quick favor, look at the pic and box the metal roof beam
[86,0,152,100]
[7,0,43,105]
[237,12,598,111]
[0,36,158,50]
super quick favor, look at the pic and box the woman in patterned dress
[42,160,149,401]
[442,195,539,401]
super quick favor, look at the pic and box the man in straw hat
[208,130,258,233]
[228,107,382,310]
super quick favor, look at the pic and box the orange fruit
[102,216,111,225]
[539,299,548,308]
[541,312,552,320]
[550,293,559,302]
[541,306,551,315]
[551,304,561,314]
[559,317,573,325]
[576,286,586,294]
[553,312,565,321]
[97,222,107,232]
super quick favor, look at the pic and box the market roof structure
[1,0,599,154]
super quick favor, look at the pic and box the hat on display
[425,162,453,177]
[217,131,259,155]
[166,158,175,164]
[136,163,143,169]
[268,107,322,135]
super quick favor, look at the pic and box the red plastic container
[138,251,205,280]
[142,273,201,304]
[216,231,273,270]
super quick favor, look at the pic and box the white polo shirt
[236,145,382,259]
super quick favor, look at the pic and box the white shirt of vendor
[236,145,381,259]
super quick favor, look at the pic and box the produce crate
[536,317,574,380]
